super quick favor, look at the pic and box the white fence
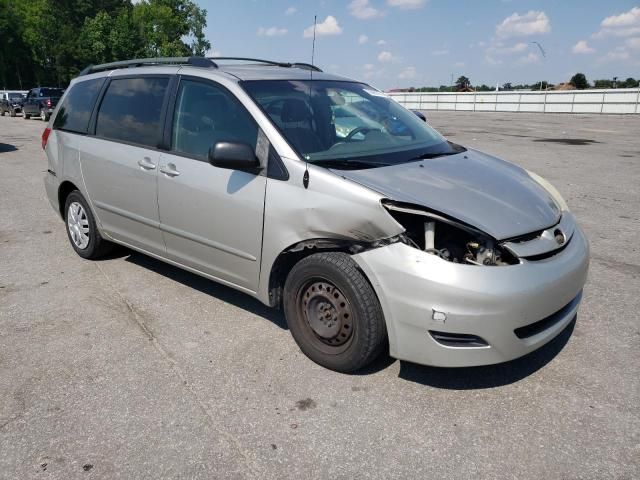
[388,88,640,114]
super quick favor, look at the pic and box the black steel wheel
[284,252,387,372]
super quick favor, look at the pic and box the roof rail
[208,57,322,72]
[78,56,218,76]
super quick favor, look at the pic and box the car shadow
[0,143,18,153]
[123,250,288,330]
[104,246,575,384]
[395,318,576,389]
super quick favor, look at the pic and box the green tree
[455,75,470,91]
[0,0,211,89]
[570,73,589,89]
[622,77,638,88]
[593,79,614,89]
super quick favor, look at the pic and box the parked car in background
[0,91,26,117]
[23,87,65,121]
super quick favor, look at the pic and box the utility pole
[450,73,454,92]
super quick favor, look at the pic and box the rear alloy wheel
[284,252,387,372]
[64,190,113,259]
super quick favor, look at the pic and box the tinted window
[172,79,258,159]
[53,78,103,134]
[96,77,168,148]
[40,88,64,97]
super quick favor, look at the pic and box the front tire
[40,109,49,121]
[283,252,387,372]
[64,190,113,259]
[10,109,16,117]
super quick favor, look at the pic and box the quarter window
[172,79,258,159]
[53,78,104,134]
[96,77,169,148]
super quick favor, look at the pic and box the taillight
[41,127,51,150]
[46,99,52,107]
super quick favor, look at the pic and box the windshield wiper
[410,151,460,161]
[312,159,392,169]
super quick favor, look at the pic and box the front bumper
[352,225,589,367]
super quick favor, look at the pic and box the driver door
[157,77,267,292]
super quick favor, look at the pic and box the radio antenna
[310,15,317,81]
[301,14,317,188]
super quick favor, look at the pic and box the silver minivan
[43,57,589,372]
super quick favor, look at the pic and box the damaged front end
[382,200,519,266]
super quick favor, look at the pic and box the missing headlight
[382,201,518,266]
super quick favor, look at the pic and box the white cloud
[303,16,343,38]
[398,66,417,79]
[594,7,640,38]
[364,63,375,70]
[431,49,449,56]
[349,0,383,20]
[285,6,297,15]
[386,0,427,10]
[602,7,640,27]
[626,37,640,50]
[358,34,369,44]
[378,51,394,62]
[602,49,631,62]
[572,40,595,54]
[516,52,541,65]
[496,11,550,38]
[377,39,387,45]
[258,27,288,37]
[206,48,222,57]
[484,41,527,63]
[454,61,465,68]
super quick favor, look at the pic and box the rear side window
[53,78,104,134]
[96,77,169,148]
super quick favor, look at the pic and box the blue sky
[201,1,640,90]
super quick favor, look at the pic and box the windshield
[8,93,22,101]
[242,80,459,168]
[39,88,64,97]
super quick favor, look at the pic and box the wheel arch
[267,237,394,310]
[58,180,79,218]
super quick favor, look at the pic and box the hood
[333,149,561,240]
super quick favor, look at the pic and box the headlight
[527,170,569,212]
[381,200,518,266]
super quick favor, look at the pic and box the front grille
[521,236,571,261]
[429,331,489,348]
[514,292,582,339]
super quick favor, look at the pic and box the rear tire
[23,112,30,120]
[283,252,387,372]
[10,109,16,117]
[0,110,4,117]
[40,109,48,121]
[64,190,113,259]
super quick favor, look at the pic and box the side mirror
[208,142,261,171]
[411,110,427,122]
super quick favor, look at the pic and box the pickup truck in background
[0,91,26,117]
[22,87,65,121]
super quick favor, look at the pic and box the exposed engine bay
[382,201,518,266]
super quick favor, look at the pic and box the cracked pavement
[1,112,639,479]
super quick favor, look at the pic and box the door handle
[160,164,180,177]
[138,157,156,170]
